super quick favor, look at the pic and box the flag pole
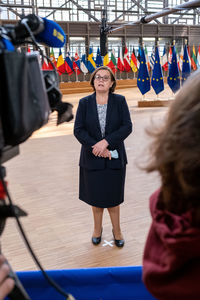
[75,67,78,82]
[142,94,146,101]
[115,66,117,79]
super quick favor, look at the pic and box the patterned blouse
[97,103,107,137]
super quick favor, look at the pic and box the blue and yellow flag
[167,46,180,93]
[151,47,164,95]
[137,47,150,95]
[96,47,103,67]
[182,45,191,84]
[88,47,96,73]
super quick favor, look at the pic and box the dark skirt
[79,167,126,208]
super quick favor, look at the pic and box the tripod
[0,165,31,300]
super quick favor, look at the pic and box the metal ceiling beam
[39,6,71,10]
[0,3,32,8]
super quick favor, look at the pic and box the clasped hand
[92,139,111,160]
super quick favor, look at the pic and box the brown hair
[146,70,200,218]
[90,66,116,93]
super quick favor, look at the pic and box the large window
[69,37,86,57]
[0,0,198,25]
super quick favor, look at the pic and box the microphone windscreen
[35,18,66,48]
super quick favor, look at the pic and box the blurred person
[74,66,132,247]
[143,70,200,299]
[0,255,14,300]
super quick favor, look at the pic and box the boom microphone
[10,14,66,48]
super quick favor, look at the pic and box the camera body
[0,16,73,163]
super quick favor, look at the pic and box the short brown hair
[90,66,116,93]
[146,70,200,218]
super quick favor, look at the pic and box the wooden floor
[1,85,172,271]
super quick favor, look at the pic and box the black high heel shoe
[92,228,103,245]
[112,229,125,248]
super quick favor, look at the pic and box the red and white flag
[117,48,124,72]
[123,46,131,72]
[162,46,168,71]
[197,45,200,68]
[179,45,184,71]
[168,47,172,64]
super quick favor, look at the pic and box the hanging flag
[103,52,109,66]
[162,47,168,71]
[73,50,81,75]
[176,48,180,71]
[107,49,117,73]
[182,45,191,84]
[191,45,197,70]
[137,46,150,95]
[197,45,200,68]
[57,49,66,75]
[117,47,124,72]
[123,46,131,72]
[80,54,88,74]
[179,45,184,71]
[144,45,151,71]
[65,51,73,75]
[95,47,103,67]
[167,46,180,93]
[150,48,155,69]
[187,46,191,68]
[87,47,96,73]
[42,60,49,70]
[137,48,141,68]
[151,47,164,95]
[130,47,138,72]
[49,48,57,70]
[168,47,172,64]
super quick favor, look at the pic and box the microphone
[11,14,66,48]
[35,18,66,48]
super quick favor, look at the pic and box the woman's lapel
[105,93,114,130]
[91,92,102,137]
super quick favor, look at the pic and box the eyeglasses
[94,75,111,82]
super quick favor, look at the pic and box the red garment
[143,189,200,300]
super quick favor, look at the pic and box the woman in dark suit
[74,66,132,247]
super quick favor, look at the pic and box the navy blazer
[74,92,132,170]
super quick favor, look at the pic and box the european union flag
[96,47,103,67]
[87,47,96,73]
[151,47,164,95]
[167,46,180,93]
[182,45,191,84]
[137,47,150,95]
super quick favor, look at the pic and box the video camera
[0,14,73,163]
[0,14,75,300]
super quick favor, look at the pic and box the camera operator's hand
[0,255,14,300]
